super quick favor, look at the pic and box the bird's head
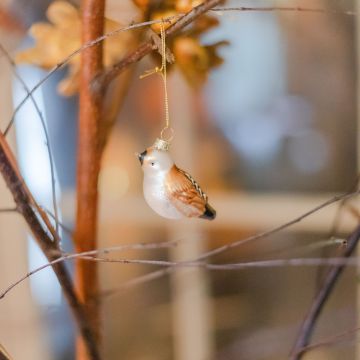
[137,147,174,175]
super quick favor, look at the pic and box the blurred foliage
[136,0,227,88]
[15,0,227,94]
[16,1,133,96]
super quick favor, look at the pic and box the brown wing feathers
[166,165,216,219]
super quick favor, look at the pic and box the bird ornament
[137,138,216,220]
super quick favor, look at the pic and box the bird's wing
[165,165,208,218]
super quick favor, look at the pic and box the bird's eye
[151,162,155,166]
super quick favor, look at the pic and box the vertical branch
[75,0,105,358]
[0,132,100,359]
[356,1,360,359]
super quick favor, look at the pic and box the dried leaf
[16,1,133,96]
[173,36,209,87]
[189,15,220,37]
[204,40,228,68]
[175,0,204,13]
[174,36,227,87]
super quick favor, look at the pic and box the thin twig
[40,206,72,235]
[290,224,360,359]
[5,5,355,135]
[95,0,224,91]
[3,16,181,136]
[0,43,60,239]
[0,207,17,213]
[0,240,178,299]
[199,190,360,260]
[102,190,360,298]
[314,176,360,290]
[80,256,360,269]
[5,253,360,300]
[298,326,360,355]
[211,7,356,16]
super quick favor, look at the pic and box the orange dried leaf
[16,0,132,96]
[190,15,220,36]
[174,36,227,87]
[205,40,228,68]
[175,0,204,13]
[173,36,209,87]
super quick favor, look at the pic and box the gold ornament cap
[153,138,171,151]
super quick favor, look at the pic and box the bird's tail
[200,203,216,220]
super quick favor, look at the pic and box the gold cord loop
[140,20,173,148]
[160,126,174,142]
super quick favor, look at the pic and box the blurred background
[0,0,359,359]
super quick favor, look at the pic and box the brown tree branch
[0,132,100,359]
[297,325,360,355]
[5,4,354,136]
[0,6,24,33]
[0,207,17,213]
[4,17,181,136]
[7,251,360,300]
[0,342,11,360]
[289,223,360,359]
[69,255,360,270]
[211,7,356,16]
[75,0,105,359]
[94,0,224,92]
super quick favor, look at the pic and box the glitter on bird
[137,145,216,220]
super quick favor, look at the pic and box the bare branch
[211,7,356,16]
[81,256,360,269]
[0,240,178,299]
[199,190,360,260]
[41,206,72,235]
[0,207,17,213]
[5,4,355,134]
[290,224,360,359]
[74,1,106,358]
[102,190,360,298]
[95,0,224,91]
[3,16,181,136]
[0,43,60,239]
[0,132,99,359]
[5,253,360,300]
[298,325,360,356]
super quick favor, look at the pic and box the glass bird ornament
[137,139,216,220]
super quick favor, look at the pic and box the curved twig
[289,224,360,359]
[3,17,180,136]
[0,240,177,299]
[0,43,60,238]
[101,190,360,298]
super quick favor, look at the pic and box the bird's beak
[137,150,147,165]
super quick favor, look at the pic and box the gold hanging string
[140,21,174,144]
